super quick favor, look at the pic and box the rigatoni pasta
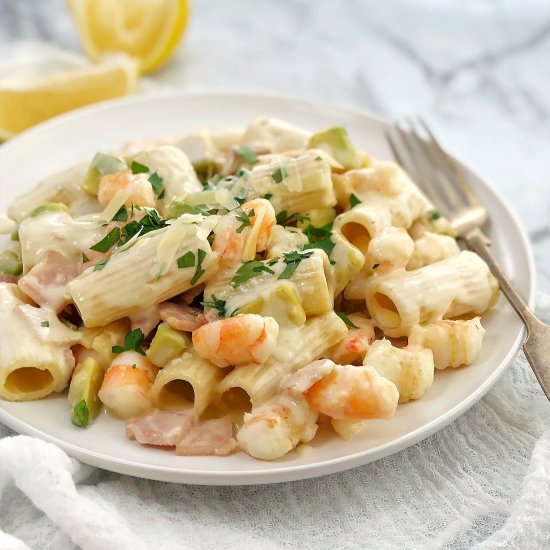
[0,116,500,461]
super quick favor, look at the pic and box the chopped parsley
[130,161,149,174]
[275,210,310,226]
[191,248,207,285]
[235,207,255,233]
[231,260,276,287]
[93,258,110,271]
[112,328,146,356]
[148,172,165,199]
[90,227,121,253]
[262,193,273,200]
[303,239,336,255]
[235,167,249,178]
[72,399,89,428]
[428,209,441,220]
[41,320,49,327]
[234,196,247,206]
[177,251,195,269]
[349,193,361,208]
[279,250,313,280]
[336,312,359,329]
[301,222,335,258]
[121,209,167,243]
[82,252,89,263]
[236,145,258,165]
[112,205,128,222]
[272,166,287,184]
[200,294,227,317]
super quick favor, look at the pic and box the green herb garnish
[279,250,314,280]
[336,312,359,329]
[349,193,361,208]
[262,193,273,200]
[303,239,336,255]
[112,205,128,222]
[130,161,149,174]
[112,328,146,356]
[231,260,276,287]
[93,258,110,271]
[72,400,89,428]
[275,210,310,226]
[272,166,287,184]
[149,172,165,199]
[191,248,207,285]
[41,320,50,327]
[235,207,255,233]
[200,294,227,317]
[82,252,89,263]
[90,227,121,253]
[236,145,258,165]
[177,251,195,269]
[428,209,441,220]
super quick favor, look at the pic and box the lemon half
[0,55,138,140]
[68,0,189,74]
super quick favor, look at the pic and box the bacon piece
[0,274,17,284]
[179,283,205,305]
[18,251,78,312]
[158,302,206,332]
[126,410,198,447]
[175,417,236,456]
[130,305,160,337]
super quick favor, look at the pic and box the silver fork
[386,119,550,400]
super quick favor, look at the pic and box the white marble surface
[0,0,549,291]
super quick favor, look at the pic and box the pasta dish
[0,117,499,460]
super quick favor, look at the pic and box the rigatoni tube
[0,283,79,401]
[365,251,499,337]
[67,215,219,327]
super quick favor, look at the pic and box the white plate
[0,92,535,485]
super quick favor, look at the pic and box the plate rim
[0,91,536,485]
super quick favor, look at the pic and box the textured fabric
[1,296,549,549]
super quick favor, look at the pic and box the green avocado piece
[68,357,104,428]
[82,152,127,196]
[308,127,360,170]
[30,202,69,217]
[0,250,22,276]
[146,322,189,368]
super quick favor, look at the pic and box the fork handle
[462,228,550,399]
[462,227,540,332]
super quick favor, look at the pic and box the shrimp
[365,227,414,274]
[97,169,156,209]
[212,198,276,269]
[323,313,375,365]
[98,351,158,419]
[303,360,399,420]
[192,314,279,368]
[236,393,318,460]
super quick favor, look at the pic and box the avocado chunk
[165,199,210,219]
[238,282,306,326]
[68,357,104,428]
[308,127,360,170]
[82,152,127,196]
[30,202,69,217]
[177,133,216,173]
[0,250,22,276]
[146,322,189,368]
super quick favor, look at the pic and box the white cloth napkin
[1,297,549,550]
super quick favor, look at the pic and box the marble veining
[0,0,549,292]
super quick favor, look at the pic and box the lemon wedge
[68,0,190,74]
[0,52,138,140]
